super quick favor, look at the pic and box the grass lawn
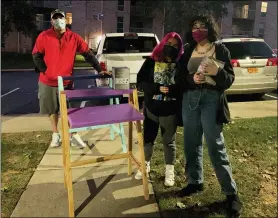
[1,131,51,217]
[1,118,276,217]
[1,52,91,69]
[151,117,277,217]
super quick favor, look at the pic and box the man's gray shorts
[38,82,109,115]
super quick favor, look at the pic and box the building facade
[1,0,164,53]
[2,0,276,53]
[220,0,277,48]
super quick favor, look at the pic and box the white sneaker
[164,165,175,187]
[71,133,87,148]
[135,161,150,180]
[50,133,61,148]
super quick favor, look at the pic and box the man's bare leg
[50,114,59,132]
[49,114,60,147]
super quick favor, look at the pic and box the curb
[1,67,94,72]
[1,69,34,72]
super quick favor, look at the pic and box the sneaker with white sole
[164,165,175,187]
[135,161,150,180]
[50,132,61,148]
[71,133,87,148]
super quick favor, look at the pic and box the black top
[178,42,235,92]
[136,57,182,117]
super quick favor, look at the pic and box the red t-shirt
[32,27,89,86]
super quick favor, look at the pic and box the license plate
[248,68,258,74]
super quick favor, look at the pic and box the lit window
[66,13,72,25]
[261,2,268,12]
[261,2,268,17]
[242,5,249,19]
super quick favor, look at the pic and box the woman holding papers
[136,32,184,187]
[177,15,242,217]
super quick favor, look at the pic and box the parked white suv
[218,37,277,98]
[93,32,160,90]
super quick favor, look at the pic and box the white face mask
[53,18,66,30]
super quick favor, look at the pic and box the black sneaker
[226,194,242,218]
[178,184,204,197]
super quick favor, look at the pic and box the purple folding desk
[58,75,128,152]
[58,75,149,217]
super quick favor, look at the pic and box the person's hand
[99,71,112,75]
[160,86,169,94]
[204,60,219,76]
[193,73,206,84]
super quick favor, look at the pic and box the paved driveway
[1,70,97,115]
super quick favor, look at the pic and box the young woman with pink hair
[135,32,184,187]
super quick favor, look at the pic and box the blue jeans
[182,89,237,195]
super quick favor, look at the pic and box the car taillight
[266,58,278,66]
[100,61,107,71]
[231,59,240,67]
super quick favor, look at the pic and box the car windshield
[223,41,275,59]
[103,36,157,54]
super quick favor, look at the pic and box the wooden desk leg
[63,127,75,217]
[60,92,75,217]
[128,121,133,176]
[62,133,67,189]
[109,98,115,140]
[60,110,67,189]
[66,167,74,217]
[136,120,149,200]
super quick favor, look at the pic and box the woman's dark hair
[185,14,220,45]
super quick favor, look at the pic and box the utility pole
[162,1,166,37]
[98,0,104,36]
[17,32,20,53]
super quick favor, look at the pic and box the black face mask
[163,45,179,60]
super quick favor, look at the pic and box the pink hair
[151,32,184,62]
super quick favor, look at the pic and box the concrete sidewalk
[228,100,277,118]
[10,127,160,217]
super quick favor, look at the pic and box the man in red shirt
[32,9,110,148]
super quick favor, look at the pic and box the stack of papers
[196,56,225,86]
